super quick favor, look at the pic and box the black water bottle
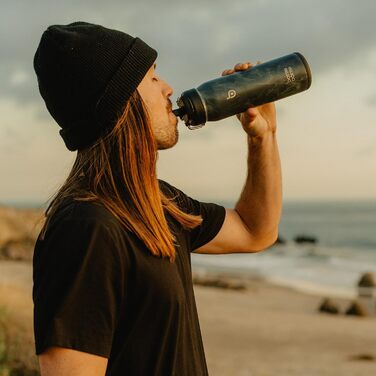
[172,52,312,129]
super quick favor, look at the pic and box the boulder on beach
[294,235,317,244]
[5,363,40,376]
[192,274,247,291]
[318,298,340,314]
[357,272,376,298]
[274,235,286,245]
[358,272,376,288]
[348,353,376,362]
[345,301,368,317]
[0,238,36,262]
[0,205,44,261]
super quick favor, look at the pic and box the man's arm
[39,347,108,376]
[193,61,282,254]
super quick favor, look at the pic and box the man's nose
[163,80,173,97]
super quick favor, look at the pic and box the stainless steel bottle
[172,52,312,129]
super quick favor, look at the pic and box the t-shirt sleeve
[32,216,128,358]
[160,180,226,251]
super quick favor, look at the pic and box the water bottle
[172,52,312,129]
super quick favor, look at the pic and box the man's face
[137,62,179,150]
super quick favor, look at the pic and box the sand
[195,278,376,376]
[0,205,43,246]
[1,260,375,375]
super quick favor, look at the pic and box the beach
[195,276,376,376]
[0,260,375,375]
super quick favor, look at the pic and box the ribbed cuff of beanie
[59,37,157,151]
[95,37,158,127]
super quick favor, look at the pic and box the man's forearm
[235,131,282,243]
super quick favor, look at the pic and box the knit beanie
[33,21,157,151]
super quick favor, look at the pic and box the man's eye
[152,77,159,82]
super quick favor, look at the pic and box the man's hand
[221,61,277,138]
[195,62,282,255]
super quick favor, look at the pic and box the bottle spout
[172,97,205,129]
[172,108,184,118]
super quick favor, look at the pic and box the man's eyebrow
[153,63,157,70]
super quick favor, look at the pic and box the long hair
[38,89,203,262]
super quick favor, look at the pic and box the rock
[294,235,317,244]
[358,272,376,288]
[274,235,286,245]
[0,205,44,261]
[9,364,40,376]
[318,298,340,314]
[0,238,35,262]
[348,353,375,362]
[345,301,368,317]
[192,275,247,291]
[357,273,376,312]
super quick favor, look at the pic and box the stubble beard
[156,127,179,150]
[155,117,179,150]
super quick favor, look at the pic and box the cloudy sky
[1,0,375,206]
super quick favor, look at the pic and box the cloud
[1,0,376,106]
[355,143,376,157]
[1,0,376,203]
[364,93,376,107]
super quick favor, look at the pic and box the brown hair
[38,89,202,262]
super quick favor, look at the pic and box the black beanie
[33,21,157,151]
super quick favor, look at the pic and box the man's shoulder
[51,196,120,229]
[158,179,176,195]
[39,197,132,252]
[158,179,190,208]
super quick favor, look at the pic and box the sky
[1,0,376,206]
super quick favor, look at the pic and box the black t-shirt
[32,179,226,375]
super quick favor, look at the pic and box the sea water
[4,198,376,299]
[191,200,376,299]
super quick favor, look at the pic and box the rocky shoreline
[1,205,376,375]
[0,205,44,262]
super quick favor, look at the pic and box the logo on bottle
[284,67,295,83]
[226,89,237,100]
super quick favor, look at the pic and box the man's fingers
[221,69,234,76]
[222,60,262,76]
[234,62,245,70]
[235,62,254,70]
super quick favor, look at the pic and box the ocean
[191,200,376,299]
[3,198,376,299]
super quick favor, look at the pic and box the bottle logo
[226,89,237,100]
[284,66,295,83]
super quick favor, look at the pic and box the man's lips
[166,100,173,112]
[167,106,177,120]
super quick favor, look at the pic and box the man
[32,21,281,375]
